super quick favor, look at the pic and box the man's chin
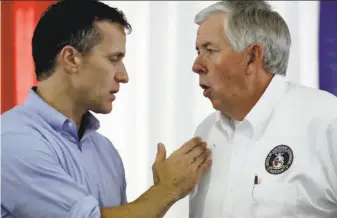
[210,99,222,111]
[91,104,113,114]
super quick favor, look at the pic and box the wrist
[152,183,180,204]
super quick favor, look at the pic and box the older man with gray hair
[190,1,337,217]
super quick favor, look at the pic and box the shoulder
[1,106,56,156]
[1,105,47,137]
[281,82,337,141]
[194,111,218,138]
[285,82,337,111]
[278,82,337,123]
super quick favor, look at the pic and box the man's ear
[245,44,264,75]
[59,45,82,74]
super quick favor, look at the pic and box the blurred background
[1,1,337,217]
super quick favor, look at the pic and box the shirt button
[68,122,73,128]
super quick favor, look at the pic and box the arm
[101,184,177,218]
[102,146,176,218]
[102,137,212,218]
[2,133,176,218]
[2,133,210,218]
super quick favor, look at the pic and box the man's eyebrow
[196,42,212,50]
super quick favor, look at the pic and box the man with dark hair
[1,0,212,217]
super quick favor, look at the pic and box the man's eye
[206,48,214,53]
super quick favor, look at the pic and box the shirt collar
[24,87,100,137]
[216,74,287,139]
[216,111,235,138]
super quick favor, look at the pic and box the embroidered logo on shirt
[265,144,294,175]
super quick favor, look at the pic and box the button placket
[226,126,252,215]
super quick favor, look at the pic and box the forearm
[101,185,178,218]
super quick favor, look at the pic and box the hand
[152,137,212,201]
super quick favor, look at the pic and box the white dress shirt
[189,74,337,218]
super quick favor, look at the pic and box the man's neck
[36,81,85,129]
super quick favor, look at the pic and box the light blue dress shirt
[1,88,127,218]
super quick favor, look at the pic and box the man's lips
[200,84,211,97]
[110,90,119,101]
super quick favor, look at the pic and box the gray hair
[195,1,291,76]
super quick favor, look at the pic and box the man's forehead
[196,24,225,47]
[95,20,126,36]
[94,21,126,52]
[197,13,227,34]
[195,13,229,46]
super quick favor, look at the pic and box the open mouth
[110,90,118,101]
[200,84,211,97]
[110,89,119,95]
[200,84,209,90]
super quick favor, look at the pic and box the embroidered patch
[265,144,294,175]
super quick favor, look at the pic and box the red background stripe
[1,1,56,114]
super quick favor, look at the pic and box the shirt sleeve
[327,118,337,205]
[121,175,128,204]
[1,133,101,218]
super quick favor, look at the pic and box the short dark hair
[32,0,132,80]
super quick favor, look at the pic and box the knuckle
[193,146,202,154]
[192,137,201,145]
[193,136,201,141]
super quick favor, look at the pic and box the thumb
[155,143,166,162]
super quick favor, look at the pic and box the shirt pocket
[251,182,298,218]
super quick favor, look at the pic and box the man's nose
[116,62,129,84]
[192,62,207,75]
[116,71,129,84]
[192,56,207,74]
